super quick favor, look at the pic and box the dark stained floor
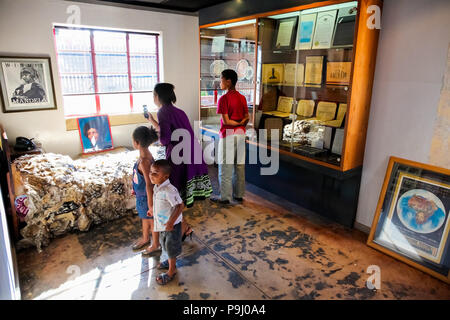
[16,167,450,300]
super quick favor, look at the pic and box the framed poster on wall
[0,56,57,113]
[368,157,450,284]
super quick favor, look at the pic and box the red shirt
[216,90,248,138]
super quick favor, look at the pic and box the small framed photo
[368,156,450,283]
[77,115,114,154]
[0,56,57,113]
[273,17,298,50]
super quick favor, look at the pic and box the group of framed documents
[262,57,351,87]
[272,4,356,51]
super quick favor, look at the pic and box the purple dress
[157,103,212,207]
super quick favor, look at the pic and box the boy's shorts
[159,222,182,259]
[136,196,153,220]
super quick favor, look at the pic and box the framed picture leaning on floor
[0,56,57,113]
[77,115,114,154]
[368,156,450,284]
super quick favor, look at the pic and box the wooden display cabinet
[198,0,383,227]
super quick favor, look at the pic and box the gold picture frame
[368,156,450,284]
[262,64,284,84]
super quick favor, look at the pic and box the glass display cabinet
[199,0,381,173]
[199,0,382,227]
[200,19,257,131]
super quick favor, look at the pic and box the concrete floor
[17,167,450,300]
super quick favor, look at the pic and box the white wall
[0,0,199,158]
[356,0,450,229]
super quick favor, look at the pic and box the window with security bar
[53,26,160,117]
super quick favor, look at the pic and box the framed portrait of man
[77,115,114,154]
[0,56,57,113]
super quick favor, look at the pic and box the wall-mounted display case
[199,0,382,173]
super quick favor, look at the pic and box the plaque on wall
[295,13,317,50]
[326,62,352,85]
[283,63,304,86]
[312,10,337,49]
[211,35,226,53]
[332,5,357,48]
[262,64,284,84]
[305,56,324,88]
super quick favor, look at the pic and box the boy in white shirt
[150,159,184,285]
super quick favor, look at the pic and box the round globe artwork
[396,189,446,234]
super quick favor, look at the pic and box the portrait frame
[368,156,450,284]
[77,115,114,155]
[0,56,57,113]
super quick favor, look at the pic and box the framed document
[276,96,293,113]
[326,62,352,85]
[323,103,347,127]
[332,5,357,48]
[312,10,337,49]
[211,35,226,53]
[305,56,324,87]
[295,13,317,50]
[311,101,337,122]
[283,63,304,86]
[0,56,57,113]
[296,100,315,119]
[262,64,284,84]
[368,157,450,284]
[273,17,298,50]
[331,128,344,155]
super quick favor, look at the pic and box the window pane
[93,31,126,52]
[130,54,157,74]
[55,28,91,51]
[129,34,156,53]
[57,52,93,74]
[131,75,157,91]
[133,92,157,112]
[99,93,130,114]
[97,75,129,93]
[95,53,128,74]
[61,74,94,94]
[63,95,96,116]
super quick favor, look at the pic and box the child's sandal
[156,272,176,285]
[157,260,169,270]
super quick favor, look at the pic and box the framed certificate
[312,10,337,49]
[332,5,357,48]
[305,56,324,87]
[283,63,304,86]
[368,157,450,284]
[273,17,298,50]
[326,62,352,85]
[262,64,284,84]
[295,13,317,50]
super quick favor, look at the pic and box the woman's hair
[154,83,176,105]
[132,126,158,148]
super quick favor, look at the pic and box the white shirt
[152,179,183,232]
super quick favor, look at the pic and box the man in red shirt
[211,69,249,205]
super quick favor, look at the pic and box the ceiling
[91,0,232,12]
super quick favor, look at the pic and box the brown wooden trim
[367,156,450,284]
[199,0,352,29]
[342,0,383,171]
[65,112,157,131]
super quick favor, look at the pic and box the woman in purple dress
[147,83,212,239]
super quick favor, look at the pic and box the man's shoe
[210,196,230,205]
